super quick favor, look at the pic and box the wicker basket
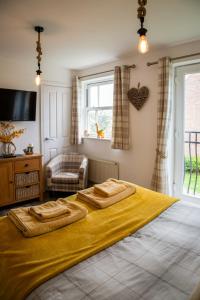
[15,171,39,187]
[16,184,40,201]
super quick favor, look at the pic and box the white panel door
[41,84,71,164]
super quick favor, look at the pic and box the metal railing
[184,131,200,195]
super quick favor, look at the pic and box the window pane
[87,110,96,136]
[183,73,200,195]
[88,86,98,107]
[99,83,113,107]
[97,109,112,138]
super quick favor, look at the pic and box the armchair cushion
[52,172,79,184]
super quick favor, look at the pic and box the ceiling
[0,0,200,70]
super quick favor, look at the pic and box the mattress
[27,199,200,300]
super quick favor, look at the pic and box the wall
[0,55,72,155]
[77,40,200,188]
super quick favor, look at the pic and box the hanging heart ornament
[127,83,149,110]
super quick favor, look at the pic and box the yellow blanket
[0,184,178,300]
[8,201,87,237]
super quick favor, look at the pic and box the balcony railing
[184,131,200,196]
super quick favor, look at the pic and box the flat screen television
[0,88,37,121]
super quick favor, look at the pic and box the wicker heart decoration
[127,83,149,110]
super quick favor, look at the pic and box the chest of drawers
[0,154,43,207]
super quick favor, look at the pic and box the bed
[1,185,200,300]
[26,199,200,300]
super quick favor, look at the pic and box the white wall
[77,40,200,188]
[0,55,72,154]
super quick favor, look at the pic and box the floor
[0,191,76,216]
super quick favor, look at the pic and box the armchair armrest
[79,157,88,188]
[46,155,62,178]
[79,157,88,176]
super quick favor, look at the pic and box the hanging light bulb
[35,74,41,86]
[137,0,149,54]
[34,26,44,86]
[138,35,149,54]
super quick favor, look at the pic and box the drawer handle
[24,164,29,167]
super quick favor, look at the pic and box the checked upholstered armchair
[46,153,88,192]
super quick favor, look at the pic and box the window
[84,78,114,139]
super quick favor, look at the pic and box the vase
[2,142,16,157]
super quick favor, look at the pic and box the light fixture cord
[137,0,147,26]
[36,31,42,72]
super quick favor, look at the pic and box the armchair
[46,153,88,192]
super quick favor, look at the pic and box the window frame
[173,62,200,201]
[84,78,114,139]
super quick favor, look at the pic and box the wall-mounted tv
[0,88,37,121]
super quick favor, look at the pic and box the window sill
[82,137,111,142]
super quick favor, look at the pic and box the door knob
[44,137,55,141]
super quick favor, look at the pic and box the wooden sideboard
[0,154,43,207]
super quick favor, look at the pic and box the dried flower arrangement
[0,122,25,157]
[0,122,25,143]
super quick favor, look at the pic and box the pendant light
[34,26,44,86]
[137,0,149,54]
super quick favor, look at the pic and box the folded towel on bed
[29,199,71,222]
[77,181,136,208]
[8,201,88,237]
[94,179,127,197]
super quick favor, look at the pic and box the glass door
[174,63,200,201]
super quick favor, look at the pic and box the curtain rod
[78,64,136,79]
[147,52,200,66]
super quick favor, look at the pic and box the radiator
[88,158,119,183]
